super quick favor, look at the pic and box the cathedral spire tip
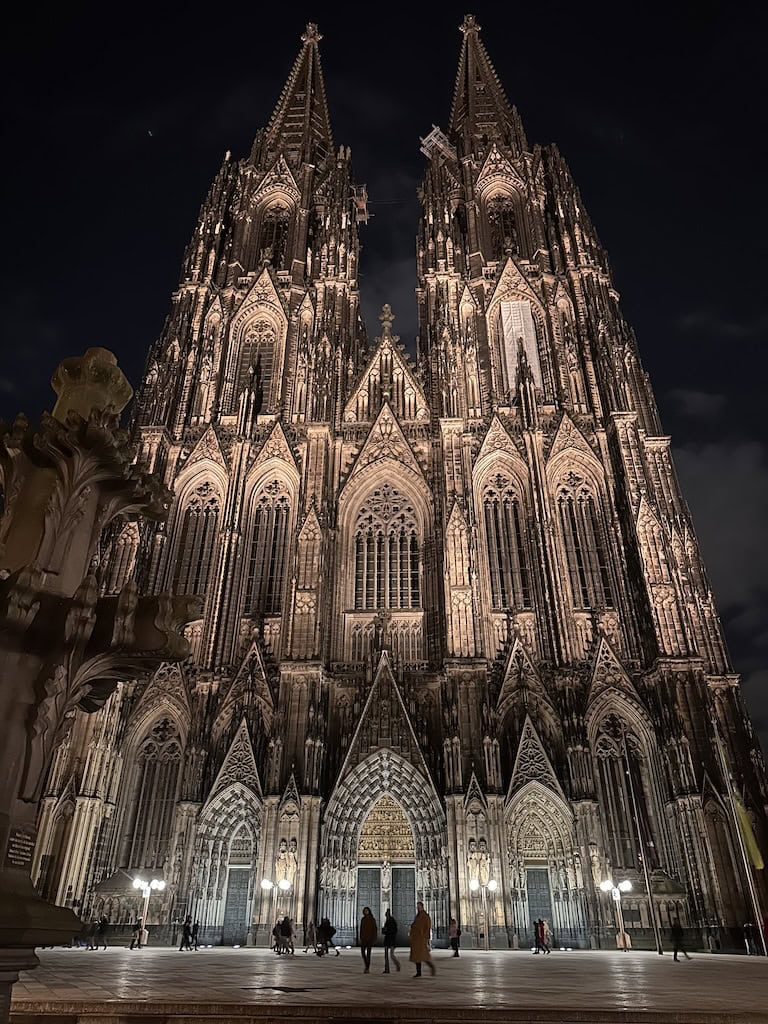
[460,13,481,34]
[302,22,322,44]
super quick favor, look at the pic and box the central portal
[357,795,415,944]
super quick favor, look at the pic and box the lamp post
[132,877,166,941]
[600,878,631,951]
[261,877,292,946]
[469,877,498,950]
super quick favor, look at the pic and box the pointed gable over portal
[507,715,563,800]
[209,719,263,802]
[346,402,424,483]
[338,652,432,783]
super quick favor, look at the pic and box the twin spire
[260,16,526,166]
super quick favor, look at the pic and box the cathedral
[31,17,768,950]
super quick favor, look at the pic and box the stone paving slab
[10,948,768,1024]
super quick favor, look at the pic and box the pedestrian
[409,900,435,978]
[359,906,377,973]
[96,915,109,950]
[532,918,543,953]
[179,915,193,951]
[129,917,143,950]
[272,919,283,953]
[191,920,200,950]
[448,917,460,957]
[304,920,316,953]
[382,909,400,973]
[280,916,294,954]
[317,916,340,956]
[86,919,98,950]
[671,917,691,961]
[542,919,552,954]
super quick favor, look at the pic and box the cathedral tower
[32,18,767,952]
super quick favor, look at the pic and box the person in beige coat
[409,901,436,977]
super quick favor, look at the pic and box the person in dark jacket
[191,920,200,950]
[179,915,193,951]
[359,906,377,973]
[448,917,460,957]
[671,918,691,961]
[129,917,143,950]
[96,915,109,950]
[382,909,400,973]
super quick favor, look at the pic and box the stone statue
[381,860,391,891]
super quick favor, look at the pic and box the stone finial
[379,304,395,332]
[460,13,481,34]
[51,347,133,422]
[302,23,322,44]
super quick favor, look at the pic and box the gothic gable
[253,155,301,205]
[252,420,299,474]
[476,143,524,192]
[507,715,564,801]
[587,636,640,705]
[223,641,276,721]
[475,413,523,465]
[497,639,553,716]
[208,718,262,803]
[337,652,432,784]
[464,769,487,812]
[345,402,425,483]
[135,663,190,723]
[343,336,429,423]
[488,256,542,309]
[279,772,301,823]
[185,425,228,472]
[546,412,597,465]
[233,267,288,328]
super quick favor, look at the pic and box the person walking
[409,901,435,977]
[191,920,200,950]
[359,906,377,973]
[96,915,109,950]
[304,920,316,953]
[179,915,193,951]
[129,917,143,950]
[317,917,340,956]
[671,918,691,961]
[448,917,460,957]
[280,916,294,954]
[542,919,552,954]
[382,909,400,973]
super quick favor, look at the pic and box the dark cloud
[667,389,727,420]
[675,310,768,340]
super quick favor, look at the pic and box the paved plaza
[9,947,768,1022]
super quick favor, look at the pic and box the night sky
[2,3,767,753]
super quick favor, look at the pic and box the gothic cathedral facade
[32,18,768,949]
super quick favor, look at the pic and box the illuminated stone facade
[32,18,768,949]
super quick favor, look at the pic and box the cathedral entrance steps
[9,1005,765,1024]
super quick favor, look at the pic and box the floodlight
[469,878,480,892]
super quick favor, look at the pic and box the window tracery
[353,484,420,610]
[486,194,519,259]
[245,479,291,616]
[482,473,531,610]
[127,718,182,870]
[260,203,290,266]
[172,482,221,596]
[556,475,614,610]
[234,319,276,411]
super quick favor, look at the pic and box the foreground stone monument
[0,349,196,1022]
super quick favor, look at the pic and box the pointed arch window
[105,522,140,595]
[482,474,531,610]
[353,484,421,610]
[260,203,290,267]
[124,718,182,870]
[234,319,276,412]
[245,480,291,616]
[172,482,220,596]
[594,714,659,872]
[556,475,614,609]
[486,194,519,259]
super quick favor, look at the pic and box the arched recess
[37,794,75,903]
[486,285,555,404]
[235,460,300,648]
[191,782,262,945]
[477,182,527,261]
[336,460,433,662]
[472,454,536,654]
[505,780,587,945]
[223,286,288,417]
[703,797,746,927]
[585,693,673,878]
[104,521,140,595]
[115,705,188,872]
[319,749,448,943]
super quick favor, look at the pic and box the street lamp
[469,877,497,950]
[132,876,166,941]
[600,878,631,951]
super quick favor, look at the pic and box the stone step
[10,1004,765,1024]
